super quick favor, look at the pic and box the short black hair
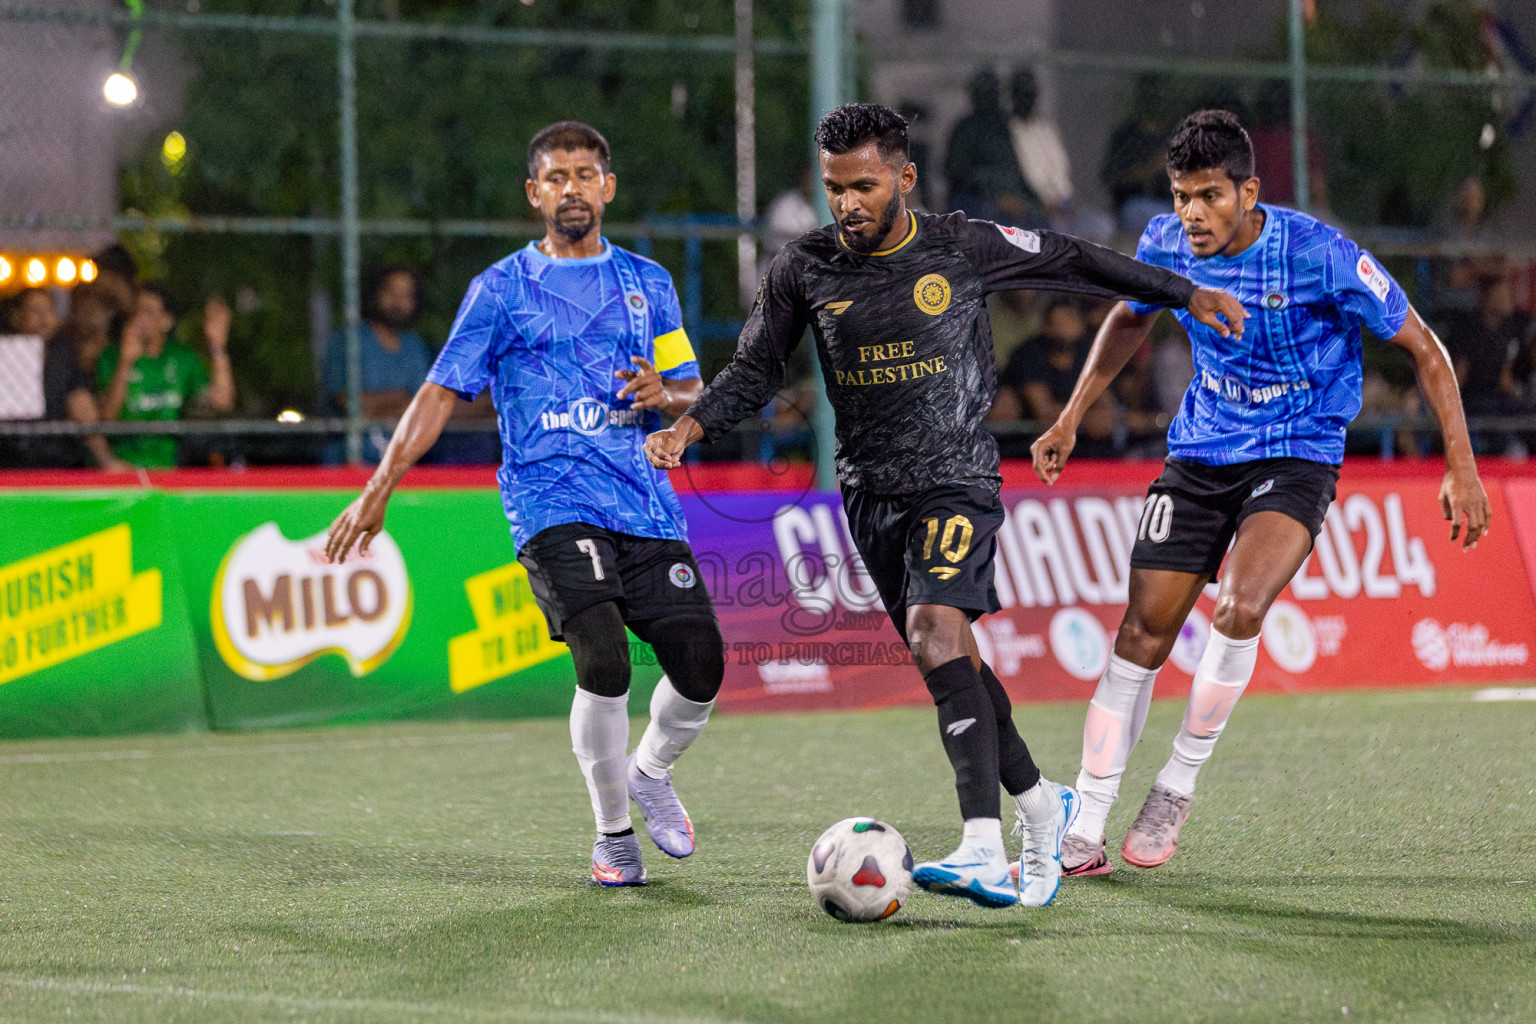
[363,264,419,322]
[527,121,611,179]
[814,103,910,165]
[92,242,138,284]
[137,281,175,318]
[1166,109,1254,185]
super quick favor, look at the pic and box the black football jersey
[687,210,1196,494]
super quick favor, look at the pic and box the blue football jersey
[1128,205,1409,466]
[426,240,701,549]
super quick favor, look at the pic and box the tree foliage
[121,0,811,413]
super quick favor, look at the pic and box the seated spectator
[98,284,236,468]
[945,68,1039,226]
[323,265,433,463]
[0,286,123,470]
[89,243,140,320]
[10,286,59,341]
[762,167,822,261]
[54,282,120,384]
[1111,337,1167,457]
[323,265,432,423]
[998,298,1117,456]
[1443,270,1536,456]
[1101,75,1175,235]
[323,265,496,464]
[1007,69,1114,243]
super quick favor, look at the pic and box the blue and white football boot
[911,838,1019,909]
[1012,779,1080,908]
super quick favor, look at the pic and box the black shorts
[843,483,1003,640]
[517,523,715,641]
[1129,457,1340,578]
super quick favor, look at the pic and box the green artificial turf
[0,688,1532,1023]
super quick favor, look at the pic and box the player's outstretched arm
[1386,307,1491,550]
[324,382,459,563]
[1031,302,1160,484]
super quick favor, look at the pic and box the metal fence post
[808,0,847,492]
[1289,0,1311,212]
[339,0,364,464]
[735,0,758,312]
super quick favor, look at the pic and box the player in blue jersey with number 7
[1030,111,1492,876]
[324,122,724,888]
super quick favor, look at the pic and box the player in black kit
[644,103,1246,909]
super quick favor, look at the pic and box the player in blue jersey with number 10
[1030,111,1492,876]
[324,122,724,888]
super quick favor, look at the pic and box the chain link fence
[2,0,1535,470]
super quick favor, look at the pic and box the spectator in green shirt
[98,283,235,468]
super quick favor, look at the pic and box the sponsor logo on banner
[1313,615,1347,656]
[973,617,1046,676]
[1411,619,1529,672]
[1169,606,1211,675]
[447,561,567,693]
[1049,607,1109,681]
[0,524,162,685]
[1262,600,1317,674]
[757,658,832,694]
[210,523,412,681]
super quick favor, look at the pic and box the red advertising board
[708,470,1536,713]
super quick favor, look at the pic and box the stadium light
[162,131,188,172]
[23,258,46,286]
[104,72,138,106]
[80,259,98,283]
[0,256,11,284]
[55,257,77,284]
[276,410,306,424]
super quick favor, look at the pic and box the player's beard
[838,191,903,255]
[551,199,597,243]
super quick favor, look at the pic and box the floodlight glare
[0,256,11,283]
[276,410,305,424]
[80,259,98,283]
[56,257,78,284]
[24,258,46,285]
[104,72,138,106]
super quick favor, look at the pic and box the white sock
[961,816,1005,857]
[1156,628,1259,797]
[1070,654,1159,845]
[570,687,631,834]
[635,676,714,779]
[1013,779,1058,824]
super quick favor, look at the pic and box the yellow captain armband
[653,327,697,374]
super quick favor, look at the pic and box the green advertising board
[0,492,205,737]
[0,488,659,737]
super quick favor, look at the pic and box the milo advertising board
[163,490,649,730]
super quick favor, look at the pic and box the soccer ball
[806,817,913,922]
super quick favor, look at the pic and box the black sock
[980,662,1042,795]
[923,656,1002,821]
